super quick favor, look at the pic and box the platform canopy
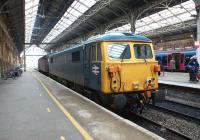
[25,0,197,50]
[109,0,197,38]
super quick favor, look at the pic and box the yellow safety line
[33,75,93,140]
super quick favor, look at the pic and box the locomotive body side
[48,46,85,86]
[48,43,102,92]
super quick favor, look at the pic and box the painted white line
[46,107,51,113]
[60,136,65,140]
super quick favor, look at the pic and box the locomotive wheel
[113,94,127,110]
[91,93,101,104]
[98,92,112,107]
[138,94,146,114]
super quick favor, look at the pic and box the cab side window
[90,43,102,62]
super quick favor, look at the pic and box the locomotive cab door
[83,43,102,91]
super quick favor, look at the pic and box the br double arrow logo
[92,65,99,75]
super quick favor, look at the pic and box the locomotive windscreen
[107,44,131,59]
[134,44,153,59]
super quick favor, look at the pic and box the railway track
[158,83,200,93]
[148,100,200,123]
[131,114,193,140]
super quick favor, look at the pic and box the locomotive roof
[49,32,152,56]
[86,32,152,43]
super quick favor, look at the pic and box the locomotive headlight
[146,78,153,89]
[132,83,139,90]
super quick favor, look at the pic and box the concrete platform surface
[158,72,200,89]
[0,72,83,140]
[34,71,163,140]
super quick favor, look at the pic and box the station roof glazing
[25,0,197,46]
[25,0,99,44]
[42,0,99,43]
[25,0,39,43]
[109,0,196,35]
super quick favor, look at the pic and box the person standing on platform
[170,58,175,72]
[187,56,199,83]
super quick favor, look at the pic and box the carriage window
[134,44,153,59]
[156,56,161,64]
[107,44,131,59]
[162,56,167,65]
[72,51,80,62]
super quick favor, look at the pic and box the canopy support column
[129,11,136,33]
[23,45,26,72]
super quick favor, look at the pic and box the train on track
[38,32,160,112]
[155,50,196,72]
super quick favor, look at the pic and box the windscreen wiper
[121,46,128,62]
[143,57,147,65]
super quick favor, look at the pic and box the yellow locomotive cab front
[101,41,159,95]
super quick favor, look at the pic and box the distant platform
[158,72,200,89]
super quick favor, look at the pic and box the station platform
[158,72,200,89]
[0,70,163,140]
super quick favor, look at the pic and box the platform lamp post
[23,44,26,72]
[194,41,200,79]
